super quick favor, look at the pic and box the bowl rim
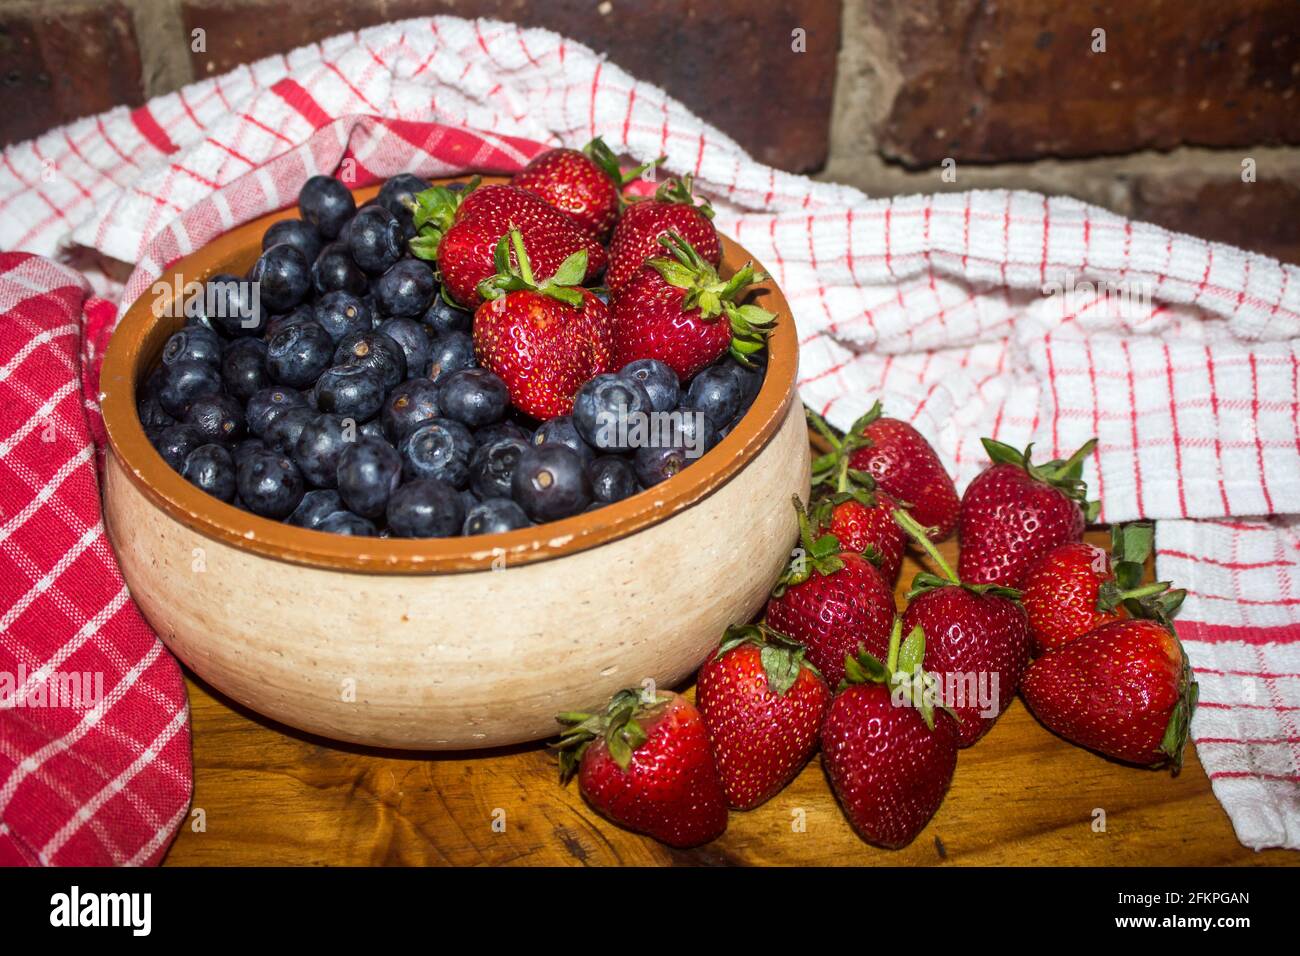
[100,179,799,574]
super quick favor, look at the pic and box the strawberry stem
[892,507,958,583]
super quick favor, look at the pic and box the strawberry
[807,405,961,543]
[1021,522,1178,654]
[1020,613,1197,770]
[696,623,831,810]
[895,508,1030,747]
[821,619,959,849]
[555,688,728,847]
[606,176,721,290]
[765,496,895,688]
[409,180,607,309]
[472,230,614,419]
[610,233,775,381]
[511,136,663,238]
[958,437,1100,587]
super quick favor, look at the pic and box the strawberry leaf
[548,249,589,288]
[897,625,926,676]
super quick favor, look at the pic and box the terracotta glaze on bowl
[100,180,808,749]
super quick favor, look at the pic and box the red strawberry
[512,136,662,238]
[606,176,721,290]
[472,230,614,419]
[765,497,895,688]
[696,623,831,810]
[811,490,906,587]
[808,405,961,543]
[556,688,728,847]
[821,619,959,849]
[895,508,1030,747]
[409,180,607,309]
[1020,615,1197,769]
[610,233,775,381]
[958,438,1100,587]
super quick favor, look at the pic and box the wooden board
[162,453,1299,866]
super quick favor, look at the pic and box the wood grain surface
[162,440,1299,867]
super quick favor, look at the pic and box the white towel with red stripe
[0,15,1296,859]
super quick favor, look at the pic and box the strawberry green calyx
[841,618,947,730]
[648,231,775,365]
[980,436,1101,523]
[805,406,889,499]
[651,175,715,219]
[408,176,481,260]
[772,496,848,596]
[476,228,588,308]
[582,136,666,189]
[717,623,822,696]
[1095,522,1180,617]
[554,687,667,778]
[893,508,1021,602]
[1161,647,1199,773]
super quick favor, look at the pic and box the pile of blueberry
[138,175,766,538]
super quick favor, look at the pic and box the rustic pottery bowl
[100,179,808,750]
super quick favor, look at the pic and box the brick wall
[2,0,1297,262]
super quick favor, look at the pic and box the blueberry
[316,510,377,536]
[233,437,268,466]
[373,259,435,317]
[531,415,594,465]
[264,405,317,455]
[381,377,441,443]
[288,489,346,529]
[250,242,311,312]
[184,393,246,444]
[298,175,356,239]
[312,243,367,297]
[469,435,528,500]
[313,365,386,422]
[572,373,652,451]
[137,392,176,431]
[161,325,222,368]
[669,407,720,460]
[436,368,508,428]
[347,205,405,274]
[158,359,222,417]
[512,444,592,522]
[727,357,765,408]
[634,445,688,487]
[621,358,679,413]
[236,450,305,518]
[386,479,465,538]
[314,290,372,343]
[377,173,429,236]
[422,295,472,336]
[333,331,407,391]
[425,330,476,383]
[399,418,475,487]
[181,443,237,502]
[685,364,743,429]
[463,497,530,535]
[203,273,265,338]
[358,418,387,444]
[376,317,432,374]
[293,413,352,487]
[154,423,204,470]
[336,437,402,519]
[589,455,638,504]
[263,218,323,264]
[262,320,331,388]
[245,386,308,438]
[475,420,529,446]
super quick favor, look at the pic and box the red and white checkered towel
[0,15,1296,859]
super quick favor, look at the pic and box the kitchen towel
[0,15,1296,859]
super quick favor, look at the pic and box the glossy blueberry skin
[373,259,435,317]
[589,455,639,504]
[314,290,372,343]
[336,437,402,519]
[161,325,222,369]
[474,420,529,446]
[233,437,268,466]
[292,413,352,488]
[287,489,346,529]
[572,373,653,451]
[154,423,204,471]
[184,393,246,444]
[668,408,720,460]
[422,295,472,336]
[727,356,765,408]
[158,359,223,418]
[436,368,508,428]
[263,218,323,265]
[531,415,595,465]
[181,443,237,502]
[634,445,689,487]
[262,304,316,341]
[312,365,386,422]
[246,386,309,438]
[399,418,475,487]
[685,364,743,430]
[358,419,387,444]
[376,173,429,237]
[250,242,311,312]
[316,510,377,536]
[425,330,476,383]
[266,320,334,388]
[311,243,367,297]
[386,479,465,538]
[298,175,356,239]
[463,497,530,535]
[468,435,528,500]
[333,330,407,391]
[204,274,265,338]
[263,405,317,455]
[137,392,175,431]
[376,317,432,374]
[219,338,269,404]
[236,449,305,519]
[621,358,679,413]
[347,205,405,274]
[512,444,592,522]
[381,377,441,443]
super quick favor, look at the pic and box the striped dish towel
[0,15,1296,859]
